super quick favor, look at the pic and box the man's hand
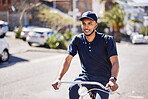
[52,55,73,90]
[52,79,61,90]
[105,80,119,91]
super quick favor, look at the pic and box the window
[35,32,44,35]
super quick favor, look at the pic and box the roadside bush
[46,29,74,50]
[46,34,67,49]
[57,40,67,49]
[46,34,57,48]
[96,22,108,33]
[14,28,22,39]
[141,26,148,36]
[63,29,74,41]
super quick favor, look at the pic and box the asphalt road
[0,33,148,99]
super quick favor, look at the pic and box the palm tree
[127,19,143,32]
[102,4,125,42]
[99,0,114,11]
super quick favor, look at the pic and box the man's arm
[106,55,119,91]
[110,55,119,78]
[52,54,73,90]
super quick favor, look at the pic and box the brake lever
[107,87,120,95]
[57,82,61,89]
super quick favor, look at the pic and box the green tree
[127,19,143,33]
[96,22,108,33]
[99,0,113,10]
[141,26,148,36]
[37,5,74,31]
[102,4,125,42]
[63,29,74,41]
[13,0,41,28]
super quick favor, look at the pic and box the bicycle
[58,81,120,99]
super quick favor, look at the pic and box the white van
[0,20,8,38]
[0,38,9,62]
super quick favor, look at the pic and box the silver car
[21,25,40,40]
[26,27,54,46]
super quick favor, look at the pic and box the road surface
[0,33,148,99]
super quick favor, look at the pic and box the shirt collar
[82,31,98,45]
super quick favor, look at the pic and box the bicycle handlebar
[57,81,120,97]
[58,81,109,90]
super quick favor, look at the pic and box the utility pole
[11,0,13,13]
[53,0,56,9]
[71,0,80,34]
[68,0,80,33]
[6,0,9,22]
[0,0,3,20]
[73,0,76,33]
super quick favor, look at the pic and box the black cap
[80,11,97,23]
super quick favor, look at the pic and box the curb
[10,47,67,55]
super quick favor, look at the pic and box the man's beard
[84,29,95,36]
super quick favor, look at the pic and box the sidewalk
[5,31,66,55]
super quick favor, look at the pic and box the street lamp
[70,0,80,34]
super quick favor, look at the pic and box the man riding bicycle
[52,11,119,99]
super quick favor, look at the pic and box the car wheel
[28,42,32,46]
[44,43,50,48]
[0,49,9,62]
[22,38,26,41]
[0,33,5,38]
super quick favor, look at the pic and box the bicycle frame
[58,81,117,99]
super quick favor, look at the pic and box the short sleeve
[67,36,78,57]
[106,36,118,57]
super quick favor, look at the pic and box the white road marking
[128,95,144,99]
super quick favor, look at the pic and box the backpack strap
[75,35,81,56]
[75,35,82,65]
[75,36,79,48]
[75,34,83,53]
[103,34,112,65]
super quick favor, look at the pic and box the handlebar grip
[108,87,112,92]
[57,82,61,89]
[108,87,116,94]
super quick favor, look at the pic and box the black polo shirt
[67,32,117,79]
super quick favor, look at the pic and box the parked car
[144,36,148,43]
[130,33,144,44]
[0,38,9,62]
[26,27,55,47]
[21,25,40,40]
[0,20,8,38]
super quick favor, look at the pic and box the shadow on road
[30,44,50,48]
[0,54,28,68]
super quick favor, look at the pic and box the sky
[133,0,148,3]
